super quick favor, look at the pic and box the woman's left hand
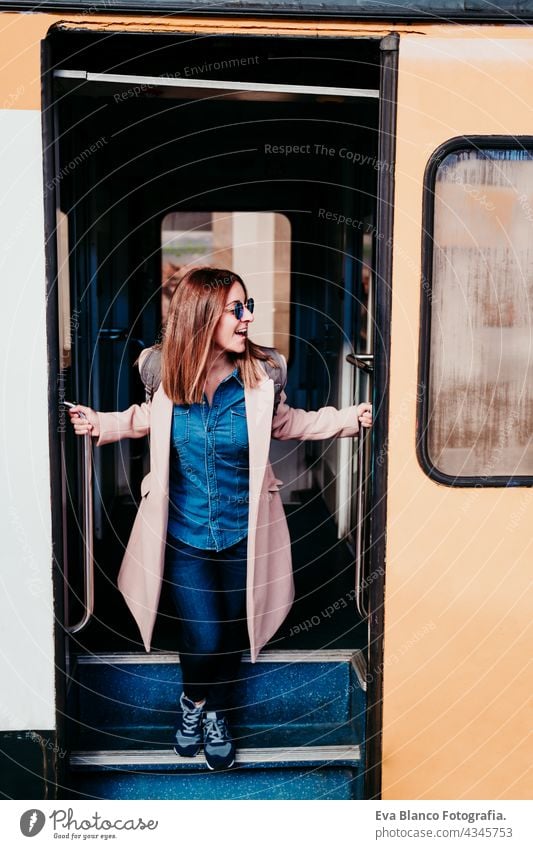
[357,402,373,428]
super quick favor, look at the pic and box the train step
[65,649,366,800]
[68,744,362,800]
[73,720,357,750]
[71,649,366,731]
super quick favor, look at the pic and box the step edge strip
[350,651,368,692]
[75,650,361,665]
[70,745,361,767]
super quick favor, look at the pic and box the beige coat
[96,361,360,661]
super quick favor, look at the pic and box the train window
[420,143,533,484]
[161,211,291,361]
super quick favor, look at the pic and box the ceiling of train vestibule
[49,31,380,90]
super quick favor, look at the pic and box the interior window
[161,211,291,361]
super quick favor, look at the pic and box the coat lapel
[245,373,274,524]
[151,384,173,495]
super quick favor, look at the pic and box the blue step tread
[72,650,366,730]
[68,765,361,800]
[72,721,357,750]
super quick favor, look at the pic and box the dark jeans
[164,533,249,713]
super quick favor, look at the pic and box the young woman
[69,266,373,771]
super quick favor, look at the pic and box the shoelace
[203,715,228,744]
[182,705,203,736]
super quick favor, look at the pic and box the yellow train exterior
[0,2,530,801]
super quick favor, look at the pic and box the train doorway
[46,29,392,799]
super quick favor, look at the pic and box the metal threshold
[53,70,379,102]
[75,649,361,664]
[70,744,361,767]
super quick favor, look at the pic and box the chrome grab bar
[67,426,94,634]
[346,351,373,619]
[354,424,369,619]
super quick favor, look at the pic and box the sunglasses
[224,298,255,320]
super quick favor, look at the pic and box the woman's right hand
[67,405,100,438]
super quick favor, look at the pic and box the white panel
[232,212,275,347]
[0,110,55,730]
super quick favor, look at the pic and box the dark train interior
[50,31,380,655]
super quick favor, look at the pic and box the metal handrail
[346,351,373,620]
[354,424,369,619]
[67,426,94,634]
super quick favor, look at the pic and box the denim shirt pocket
[230,404,249,449]
[172,407,190,449]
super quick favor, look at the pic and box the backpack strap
[138,346,162,403]
[138,344,287,414]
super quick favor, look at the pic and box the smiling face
[212,281,254,356]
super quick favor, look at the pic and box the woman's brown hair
[161,267,276,405]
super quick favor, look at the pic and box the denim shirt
[167,367,250,551]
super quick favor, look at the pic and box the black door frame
[363,31,398,800]
[42,26,397,800]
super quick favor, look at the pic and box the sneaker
[174,693,205,757]
[202,711,235,771]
